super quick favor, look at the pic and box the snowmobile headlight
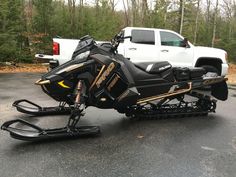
[74,51,90,61]
[35,79,50,85]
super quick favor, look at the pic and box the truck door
[124,29,159,63]
[159,31,194,67]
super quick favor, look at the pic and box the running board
[13,99,71,116]
[1,119,100,141]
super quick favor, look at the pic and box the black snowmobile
[1,34,228,141]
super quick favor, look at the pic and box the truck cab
[36,27,228,76]
[118,27,228,76]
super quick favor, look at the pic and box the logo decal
[58,80,70,88]
[96,62,115,88]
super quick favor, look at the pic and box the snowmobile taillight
[35,79,50,85]
[53,42,60,55]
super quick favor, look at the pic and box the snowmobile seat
[134,61,172,74]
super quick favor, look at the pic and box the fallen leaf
[137,135,144,139]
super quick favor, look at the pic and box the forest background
[1,0,236,63]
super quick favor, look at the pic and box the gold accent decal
[56,63,84,74]
[107,75,120,91]
[118,89,129,101]
[137,82,192,104]
[58,80,70,88]
[96,62,115,88]
[89,65,106,90]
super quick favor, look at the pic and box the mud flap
[211,80,228,101]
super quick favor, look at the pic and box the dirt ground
[227,64,236,85]
[0,63,236,84]
[0,63,47,73]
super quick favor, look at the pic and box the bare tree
[211,0,219,47]
[206,0,211,23]
[163,0,169,28]
[122,0,130,26]
[141,0,148,26]
[223,0,233,40]
[68,0,76,36]
[131,0,137,26]
[109,0,119,12]
[193,0,201,44]
[79,0,84,36]
[179,0,185,34]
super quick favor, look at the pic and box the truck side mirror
[181,38,190,48]
[123,36,132,41]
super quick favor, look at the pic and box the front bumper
[221,63,229,76]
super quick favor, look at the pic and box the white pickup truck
[36,27,228,76]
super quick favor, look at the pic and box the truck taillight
[53,42,60,55]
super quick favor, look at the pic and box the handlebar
[111,34,132,53]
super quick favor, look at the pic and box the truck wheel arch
[195,57,222,75]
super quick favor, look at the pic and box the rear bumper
[35,54,59,69]
[221,63,229,76]
[35,54,53,60]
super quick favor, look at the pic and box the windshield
[72,36,94,60]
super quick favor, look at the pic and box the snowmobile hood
[35,52,90,86]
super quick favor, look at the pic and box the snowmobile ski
[1,119,100,141]
[13,99,71,116]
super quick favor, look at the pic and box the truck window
[131,30,155,45]
[160,31,183,47]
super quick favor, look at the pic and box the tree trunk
[68,0,76,37]
[179,0,185,34]
[211,0,218,47]
[131,0,136,26]
[163,0,168,28]
[141,0,148,26]
[110,0,115,12]
[79,0,84,36]
[206,0,211,45]
[123,0,129,26]
[206,0,211,23]
[193,0,200,44]
[223,0,233,40]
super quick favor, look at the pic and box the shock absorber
[75,80,83,105]
[67,80,85,128]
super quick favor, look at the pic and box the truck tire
[201,65,220,76]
